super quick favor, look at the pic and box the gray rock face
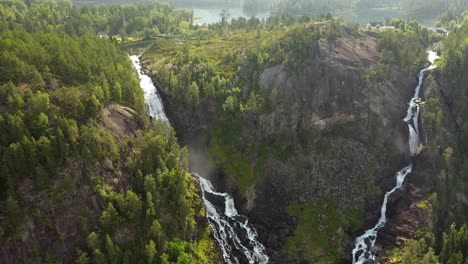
[256,27,412,142]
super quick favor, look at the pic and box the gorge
[131,55,269,264]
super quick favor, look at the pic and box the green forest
[0,0,219,263]
[0,0,467,263]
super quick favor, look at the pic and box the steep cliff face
[242,26,419,262]
[258,29,376,135]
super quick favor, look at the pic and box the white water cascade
[130,55,269,264]
[198,175,269,264]
[131,55,169,123]
[351,51,440,264]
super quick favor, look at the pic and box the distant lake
[340,8,439,28]
[173,2,271,25]
[191,7,270,25]
[174,3,438,28]
[74,0,439,27]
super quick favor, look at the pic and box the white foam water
[130,55,170,123]
[351,51,440,263]
[198,176,269,264]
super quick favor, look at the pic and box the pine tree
[146,240,157,264]
[6,196,22,233]
[101,203,119,234]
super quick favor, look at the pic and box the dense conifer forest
[0,1,219,263]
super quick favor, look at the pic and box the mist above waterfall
[189,147,216,180]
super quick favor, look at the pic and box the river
[130,55,269,264]
[351,50,440,264]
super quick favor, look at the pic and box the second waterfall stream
[130,55,269,264]
[351,50,440,264]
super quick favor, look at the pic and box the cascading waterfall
[131,55,169,123]
[351,50,440,264]
[198,175,269,264]
[130,55,269,264]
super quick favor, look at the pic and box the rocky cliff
[145,23,426,263]
[243,25,419,263]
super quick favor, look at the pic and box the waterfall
[199,176,269,264]
[351,165,413,264]
[130,55,169,123]
[130,55,269,264]
[351,51,440,264]
[408,124,419,156]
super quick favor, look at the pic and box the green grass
[284,201,342,262]
[143,28,288,78]
[341,205,365,232]
[112,35,140,43]
[237,148,267,193]
[285,200,365,262]
[123,39,154,53]
[208,116,271,194]
[416,200,430,209]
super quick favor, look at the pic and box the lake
[340,8,439,27]
[172,2,271,25]
[174,2,438,27]
[74,0,439,27]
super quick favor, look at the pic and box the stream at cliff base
[351,50,440,264]
[130,55,269,264]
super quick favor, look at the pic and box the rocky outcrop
[256,28,412,138]
[101,103,144,137]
